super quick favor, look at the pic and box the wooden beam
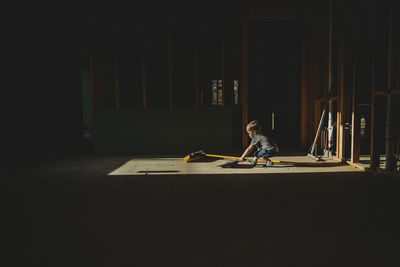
[370,15,379,170]
[327,0,334,158]
[328,0,333,103]
[168,2,173,109]
[336,28,345,160]
[385,0,395,171]
[242,1,248,148]
[194,14,199,108]
[113,25,120,109]
[140,4,147,109]
[88,15,95,129]
[247,8,302,20]
[221,1,225,108]
[387,0,393,91]
[351,30,360,163]
[300,24,308,148]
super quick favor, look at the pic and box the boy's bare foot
[263,160,274,167]
[248,158,257,166]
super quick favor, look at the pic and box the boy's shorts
[254,149,275,159]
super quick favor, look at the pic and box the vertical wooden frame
[385,0,394,171]
[113,21,121,109]
[168,1,173,109]
[370,29,379,169]
[194,13,199,108]
[221,0,225,108]
[88,16,95,129]
[351,20,360,163]
[336,25,345,160]
[327,0,333,152]
[140,2,147,109]
[300,19,308,148]
[241,0,248,148]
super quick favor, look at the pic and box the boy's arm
[239,145,254,161]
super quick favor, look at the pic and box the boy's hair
[246,120,261,133]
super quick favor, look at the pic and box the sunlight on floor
[108,156,362,175]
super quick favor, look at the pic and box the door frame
[241,7,304,148]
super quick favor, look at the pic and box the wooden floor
[109,155,362,176]
[4,155,400,267]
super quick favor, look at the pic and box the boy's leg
[261,150,275,167]
[263,160,273,167]
[250,149,262,166]
[250,156,258,166]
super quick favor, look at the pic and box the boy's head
[246,120,261,138]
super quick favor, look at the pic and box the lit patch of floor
[108,156,362,175]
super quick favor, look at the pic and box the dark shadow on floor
[216,161,347,168]
[4,156,400,267]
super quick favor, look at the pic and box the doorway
[248,20,302,150]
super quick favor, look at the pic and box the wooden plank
[88,17,95,129]
[168,2,173,109]
[221,2,225,108]
[336,28,345,160]
[385,0,395,171]
[194,15,199,108]
[370,17,379,170]
[300,24,308,148]
[242,1,248,148]
[113,27,120,109]
[387,0,393,90]
[140,3,147,109]
[327,0,334,158]
[351,31,360,163]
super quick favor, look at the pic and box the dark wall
[93,108,233,155]
[92,0,243,109]
[90,0,244,154]
[4,0,398,167]
[4,1,87,167]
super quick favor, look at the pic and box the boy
[239,120,278,167]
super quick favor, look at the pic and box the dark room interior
[3,0,400,266]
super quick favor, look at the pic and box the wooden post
[168,2,173,109]
[301,20,308,148]
[385,0,395,171]
[88,15,95,129]
[327,0,334,157]
[221,0,225,108]
[241,0,248,148]
[370,11,379,170]
[351,19,360,163]
[336,26,345,160]
[140,3,147,109]
[194,12,199,108]
[113,22,121,109]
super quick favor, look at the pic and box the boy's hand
[238,157,245,162]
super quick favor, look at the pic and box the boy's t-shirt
[250,134,275,151]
